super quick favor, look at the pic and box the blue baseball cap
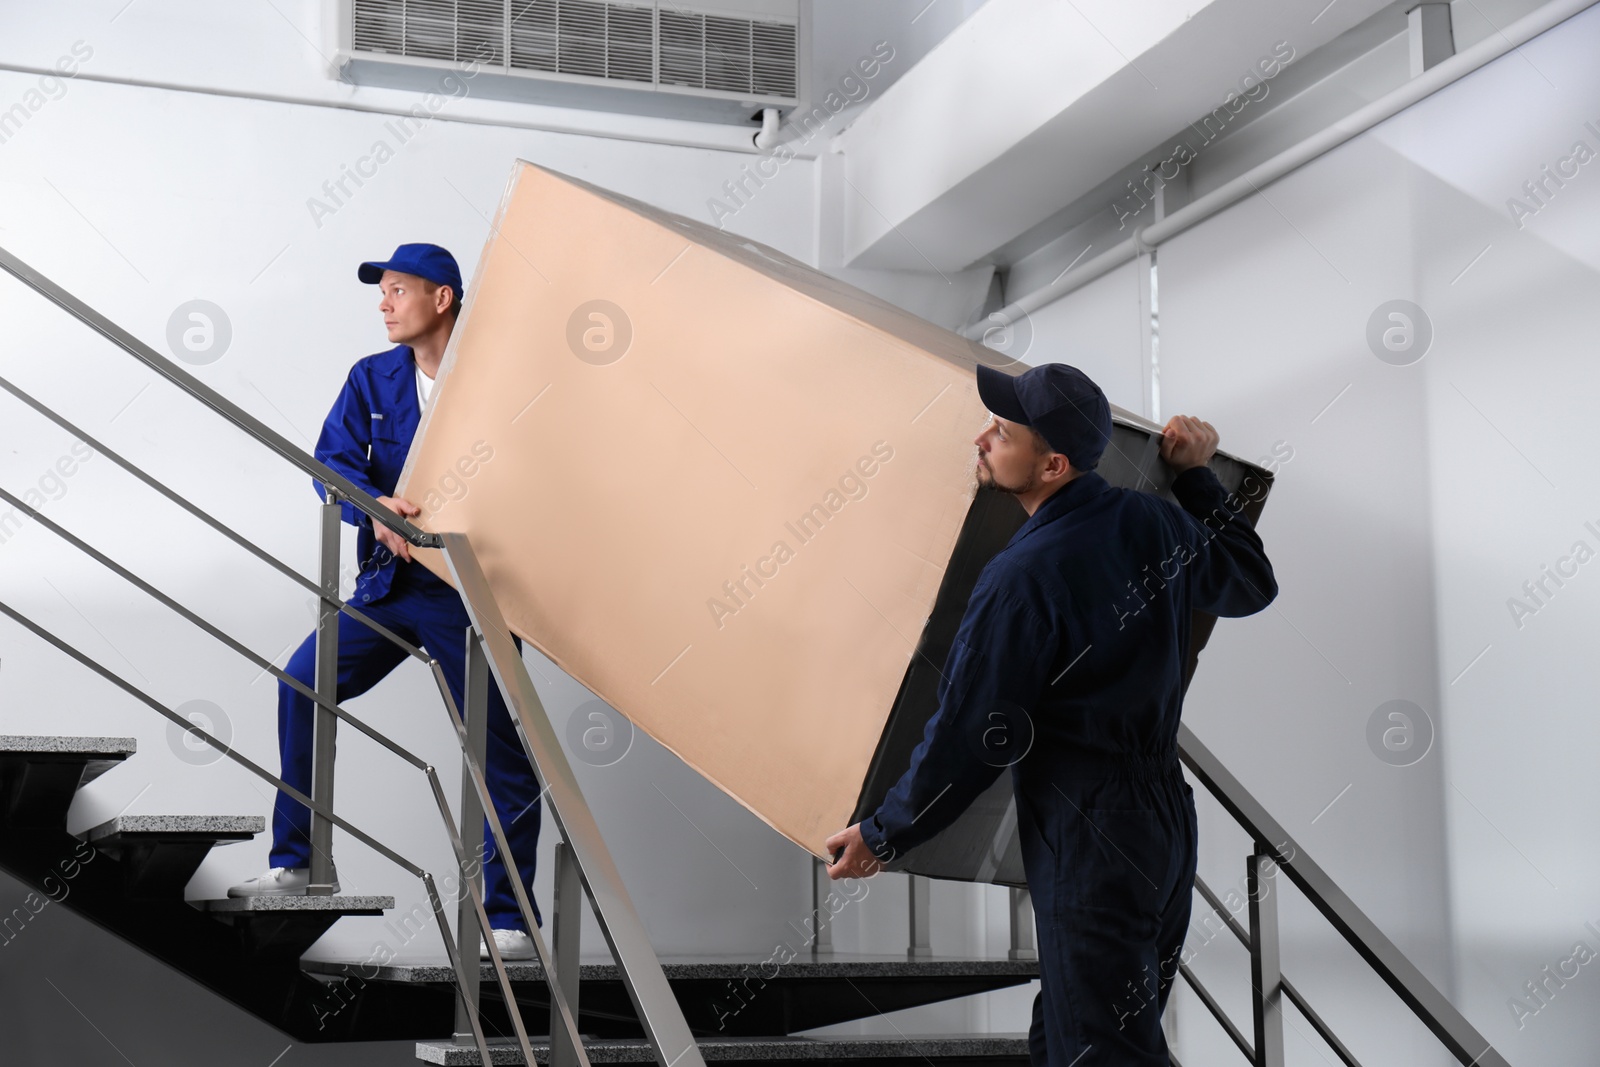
[358,243,463,302]
[975,362,1113,471]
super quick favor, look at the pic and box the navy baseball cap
[358,243,463,301]
[975,362,1113,471]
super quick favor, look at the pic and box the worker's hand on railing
[374,495,421,561]
[1159,414,1218,473]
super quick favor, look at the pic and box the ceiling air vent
[339,0,801,125]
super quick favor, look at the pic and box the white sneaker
[227,867,340,897]
[480,928,536,961]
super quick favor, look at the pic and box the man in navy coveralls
[826,362,1277,1064]
[229,243,544,960]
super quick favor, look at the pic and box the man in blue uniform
[825,362,1277,1064]
[229,243,544,960]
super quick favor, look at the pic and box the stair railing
[0,472,553,1064]
[1171,723,1508,1067]
[0,588,519,1056]
[0,246,706,1067]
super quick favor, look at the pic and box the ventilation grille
[350,0,798,100]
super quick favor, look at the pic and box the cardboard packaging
[398,161,1272,885]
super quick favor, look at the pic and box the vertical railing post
[810,856,833,956]
[308,490,342,895]
[1008,887,1036,962]
[907,874,932,959]
[550,841,583,1067]
[1247,850,1285,1067]
[453,627,489,1044]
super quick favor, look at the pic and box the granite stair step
[304,953,1038,1038]
[0,735,136,827]
[82,814,264,897]
[196,894,395,961]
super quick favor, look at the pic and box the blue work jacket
[312,344,439,605]
[860,464,1277,862]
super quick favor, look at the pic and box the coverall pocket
[1067,807,1169,928]
[370,413,401,442]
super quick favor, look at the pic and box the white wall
[1159,128,1457,1067]
[1018,260,1145,412]
[1378,6,1600,1062]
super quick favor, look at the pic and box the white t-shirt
[416,363,435,406]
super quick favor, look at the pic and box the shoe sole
[226,885,341,898]
[481,940,536,961]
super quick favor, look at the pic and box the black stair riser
[0,826,403,1041]
[1,759,100,827]
[308,971,1035,1040]
[94,840,226,899]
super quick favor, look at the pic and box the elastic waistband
[1037,746,1182,781]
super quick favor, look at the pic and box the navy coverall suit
[861,464,1276,1065]
[270,344,544,930]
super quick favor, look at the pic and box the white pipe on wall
[0,62,793,158]
[752,106,783,149]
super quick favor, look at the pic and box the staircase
[0,732,1037,1060]
[0,736,393,1038]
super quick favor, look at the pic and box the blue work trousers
[269,563,544,930]
[1018,757,1198,1065]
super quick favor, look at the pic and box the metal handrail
[0,419,551,1065]
[0,374,556,1060]
[0,247,456,918]
[0,246,435,547]
[0,244,702,1066]
[1178,724,1508,1067]
[7,496,597,1062]
[0,477,544,984]
[0,373,431,662]
[0,474,680,1066]
[0,596,507,1061]
[0,483,436,773]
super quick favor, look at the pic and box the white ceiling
[831,0,1399,271]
